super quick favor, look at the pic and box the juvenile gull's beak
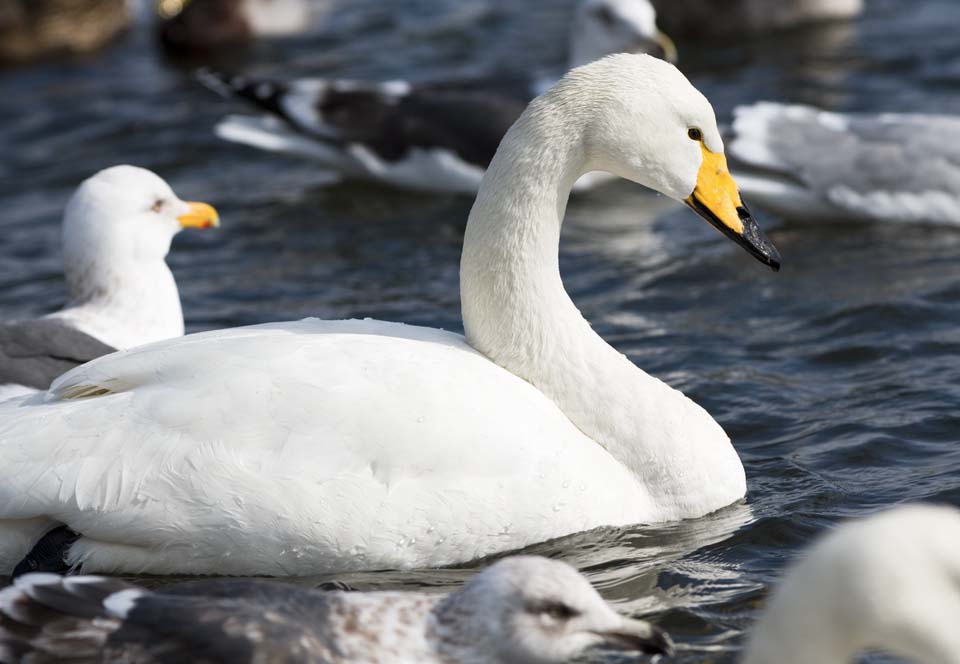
[593,617,675,656]
[178,201,220,229]
[685,145,781,271]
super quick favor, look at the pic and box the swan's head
[561,54,780,270]
[743,504,960,664]
[570,0,677,68]
[438,556,673,663]
[62,165,219,280]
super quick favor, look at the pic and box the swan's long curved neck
[460,91,733,515]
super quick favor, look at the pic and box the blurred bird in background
[157,0,315,55]
[0,0,130,64]
[197,0,677,194]
[651,0,862,39]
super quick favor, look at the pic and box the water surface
[1,1,959,661]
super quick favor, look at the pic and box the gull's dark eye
[688,127,703,141]
[592,5,617,27]
[528,601,580,621]
[151,199,165,213]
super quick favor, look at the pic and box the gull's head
[442,556,673,663]
[63,165,219,268]
[570,0,677,69]
[743,504,960,664]
[557,53,780,270]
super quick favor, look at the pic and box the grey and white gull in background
[200,0,676,194]
[0,556,673,663]
[728,102,960,225]
[651,0,862,38]
[0,165,219,399]
[743,503,960,664]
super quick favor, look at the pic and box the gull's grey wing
[0,318,116,389]
[729,102,960,223]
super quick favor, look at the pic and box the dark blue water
[2,1,959,661]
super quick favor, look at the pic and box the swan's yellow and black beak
[685,145,781,271]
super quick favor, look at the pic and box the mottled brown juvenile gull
[728,102,960,225]
[0,556,672,663]
[0,165,219,397]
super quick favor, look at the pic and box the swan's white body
[0,55,772,576]
[0,318,739,575]
[744,504,960,664]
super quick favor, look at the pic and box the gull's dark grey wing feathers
[201,71,528,169]
[0,318,115,390]
[0,576,354,664]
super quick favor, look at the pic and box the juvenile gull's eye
[688,127,703,141]
[527,601,580,620]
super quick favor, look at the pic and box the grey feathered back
[0,319,115,390]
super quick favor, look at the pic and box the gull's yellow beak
[655,30,678,64]
[628,29,679,64]
[177,201,220,229]
[157,0,189,19]
[685,144,780,271]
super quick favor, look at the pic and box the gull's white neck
[460,88,744,519]
[48,252,184,350]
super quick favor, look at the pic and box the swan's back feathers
[729,102,960,223]
[0,319,116,390]
[0,318,648,575]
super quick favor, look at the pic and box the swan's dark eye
[688,127,703,141]
[527,601,580,621]
[151,199,165,213]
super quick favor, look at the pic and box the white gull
[0,166,219,396]
[744,503,960,664]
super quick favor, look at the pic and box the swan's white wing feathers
[0,319,646,574]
